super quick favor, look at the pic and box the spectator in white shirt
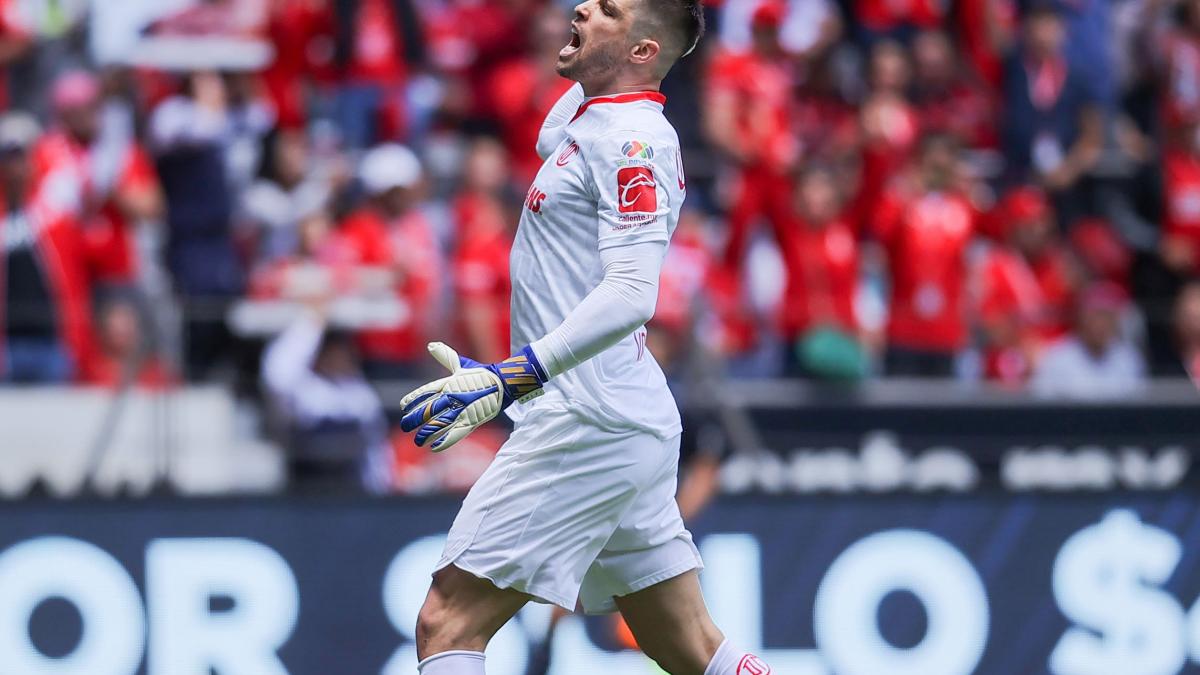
[1032,282,1146,400]
[241,128,333,262]
[262,308,392,493]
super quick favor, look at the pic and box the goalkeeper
[398,0,774,673]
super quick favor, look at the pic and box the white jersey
[506,92,685,439]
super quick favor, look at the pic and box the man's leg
[415,565,530,673]
[615,571,771,675]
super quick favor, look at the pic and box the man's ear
[630,38,661,66]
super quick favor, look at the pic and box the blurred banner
[727,401,1198,493]
[90,0,272,70]
[3,495,1200,675]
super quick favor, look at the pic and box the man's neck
[579,77,661,99]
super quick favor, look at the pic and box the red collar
[571,91,666,122]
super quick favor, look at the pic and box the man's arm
[703,87,751,164]
[530,241,664,377]
[1044,105,1104,192]
[261,311,324,404]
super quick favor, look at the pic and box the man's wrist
[489,346,549,405]
[520,345,550,383]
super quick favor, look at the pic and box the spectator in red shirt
[338,143,440,376]
[976,250,1039,384]
[704,1,798,273]
[780,166,864,378]
[856,40,920,230]
[1003,188,1079,337]
[875,133,979,377]
[792,61,861,177]
[264,0,338,130]
[1070,217,1134,288]
[80,291,174,389]
[0,113,92,383]
[911,29,998,150]
[1162,120,1200,276]
[331,0,426,148]
[451,138,512,363]
[33,70,164,287]
[955,0,1017,89]
[975,186,1081,383]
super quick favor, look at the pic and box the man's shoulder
[570,103,679,150]
[571,131,679,188]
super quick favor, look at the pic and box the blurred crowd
[2,0,1200,437]
[689,0,1200,391]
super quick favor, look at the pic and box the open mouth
[560,25,582,57]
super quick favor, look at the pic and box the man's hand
[398,342,547,452]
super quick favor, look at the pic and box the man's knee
[416,573,486,659]
[415,566,528,660]
[415,591,445,652]
[416,585,459,659]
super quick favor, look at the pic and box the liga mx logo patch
[617,166,657,213]
[737,654,771,675]
[622,140,654,159]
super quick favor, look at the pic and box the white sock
[704,640,773,675]
[417,650,485,674]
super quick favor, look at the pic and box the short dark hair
[640,0,706,66]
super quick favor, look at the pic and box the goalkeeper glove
[398,342,548,451]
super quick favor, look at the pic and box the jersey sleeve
[585,132,674,251]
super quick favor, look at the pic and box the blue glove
[398,342,548,451]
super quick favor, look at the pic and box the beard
[557,40,623,85]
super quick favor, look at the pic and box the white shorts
[434,404,703,614]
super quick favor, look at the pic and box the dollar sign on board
[1050,510,1186,675]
